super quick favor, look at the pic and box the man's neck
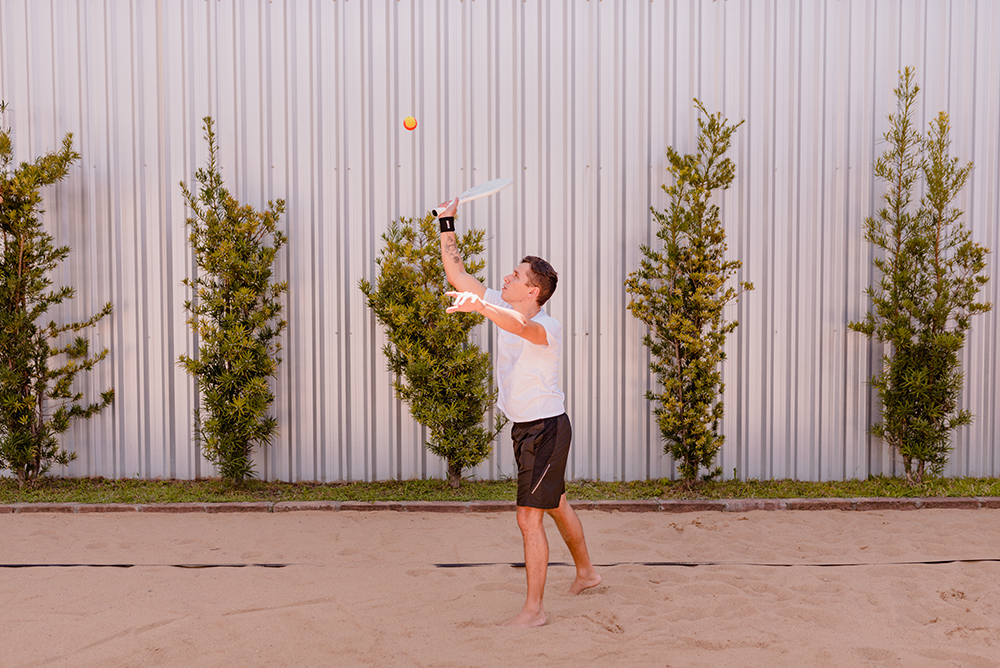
[511,299,541,320]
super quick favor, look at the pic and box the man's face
[501,262,538,305]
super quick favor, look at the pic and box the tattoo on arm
[444,237,462,267]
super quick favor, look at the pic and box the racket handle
[431,197,461,218]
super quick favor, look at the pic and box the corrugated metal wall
[1,0,997,482]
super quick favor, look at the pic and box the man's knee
[516,505,546,533]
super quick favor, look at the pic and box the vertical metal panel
[0,0,997,483]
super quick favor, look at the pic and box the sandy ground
[2,508,999,668]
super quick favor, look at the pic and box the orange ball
[403,116,417,131]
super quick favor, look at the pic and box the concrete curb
[2,497,1000,514]
[273,500,342,512]
[78,503,142,513]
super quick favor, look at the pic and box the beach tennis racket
[431,178,513,216]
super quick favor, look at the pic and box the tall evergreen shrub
[851,68,991,484]
[0,102,114,485]
[624,99,752,483]
[359,215,506,488]
[179,117,288,483]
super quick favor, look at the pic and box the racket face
[457,177,513,203]
[431,178,512,216]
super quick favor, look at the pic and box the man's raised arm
[437,196,486,298]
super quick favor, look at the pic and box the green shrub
[625,99,752,483]
[850,68,991,484]
[178,117,288,483]
[0,102,113,485]
[360,215,506,488]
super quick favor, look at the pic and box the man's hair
[521,256,558,306]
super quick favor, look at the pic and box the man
[436,196,601,628]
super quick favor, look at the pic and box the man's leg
[546,494,602,594]
[504,505,549,628]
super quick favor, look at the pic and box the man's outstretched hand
[445,291,484,314]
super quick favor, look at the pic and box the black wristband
[439,217,455,233]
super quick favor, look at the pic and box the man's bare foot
[569,571,602,595]
[503,608,547,628]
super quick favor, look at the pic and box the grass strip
[2,475,1000,505]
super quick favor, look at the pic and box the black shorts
[511,413,571,510]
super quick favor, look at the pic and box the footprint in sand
[583,611,625,634]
